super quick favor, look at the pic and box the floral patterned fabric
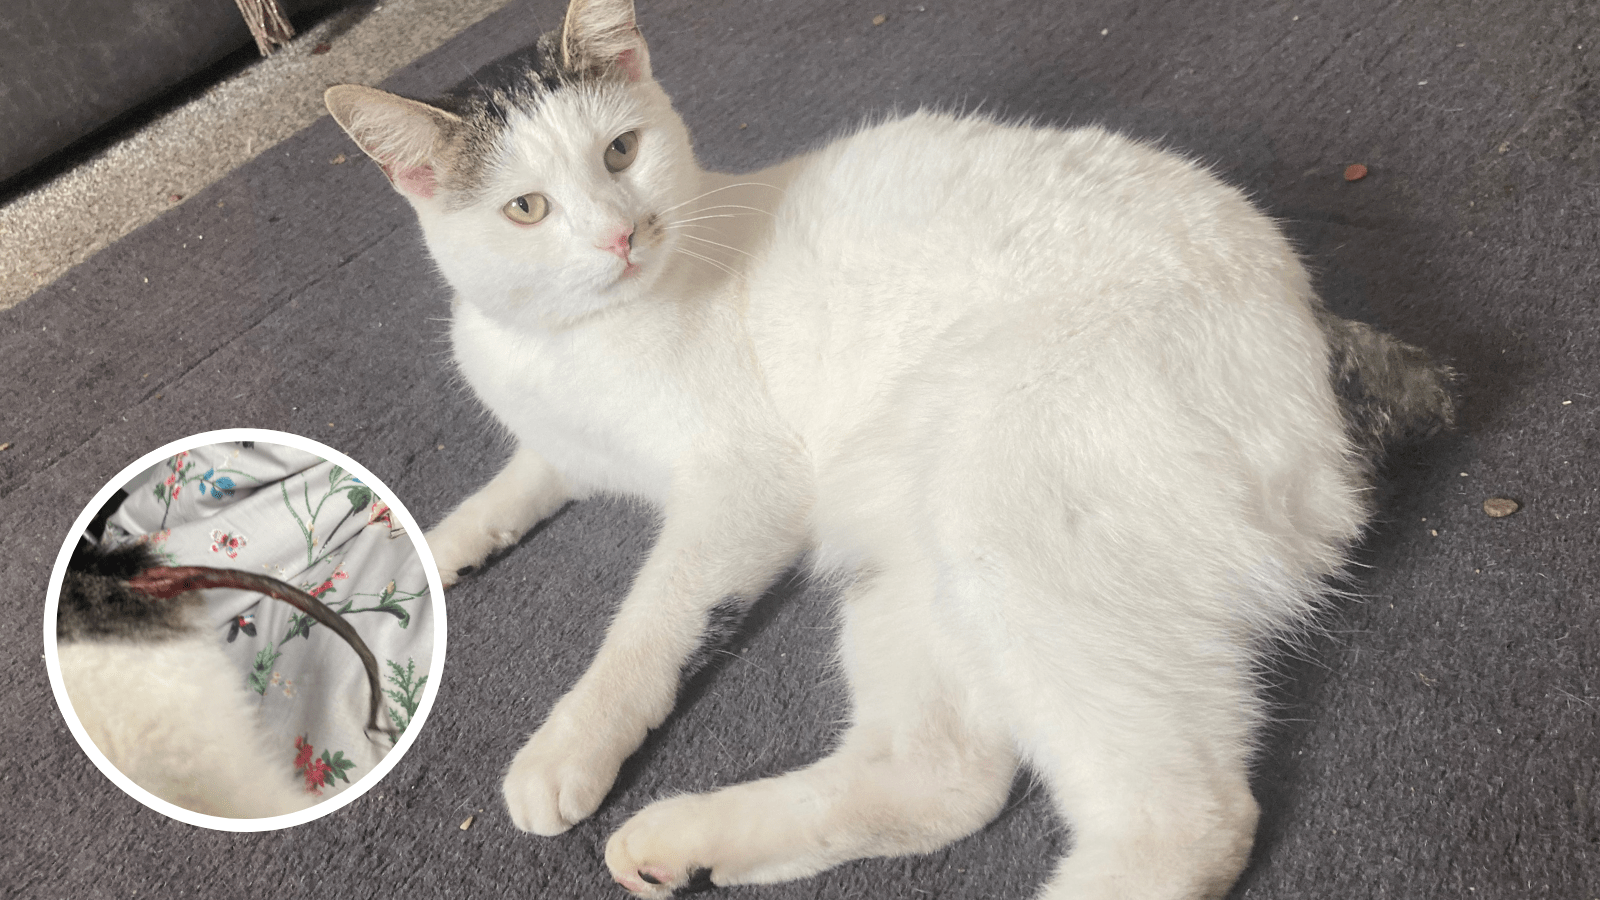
[105,442,434,801]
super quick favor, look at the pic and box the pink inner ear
[617,47,643,82]
[383,162,437,199]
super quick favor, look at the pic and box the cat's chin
[483,273,659,331]
[608,259,663,296]
[604,249,674,298]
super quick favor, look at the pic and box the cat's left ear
[323,85,464,202]
[560,0,651,82]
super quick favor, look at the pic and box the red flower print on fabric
[293,736,321,793]
[292,735,356,794]
[208,529,247,559]
[306,564,349,599]
[364,499,407,538]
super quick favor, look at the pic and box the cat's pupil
[611,138,626,154]
[514,197,529,213]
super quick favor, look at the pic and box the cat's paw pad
[613,864,715,898]
[503,723,623,836]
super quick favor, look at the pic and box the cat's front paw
[424,519,514,588]
[503,714,629,836]
[606,794,728,898]
[607,786,826,895]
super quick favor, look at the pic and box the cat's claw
[425,522,517,588]
[433,563,466,590]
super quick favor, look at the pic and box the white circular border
[42,428,448,831]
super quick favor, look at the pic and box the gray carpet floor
[3,0,1596,897]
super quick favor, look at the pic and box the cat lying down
[327,0,1455,895]
[57,542,393,819]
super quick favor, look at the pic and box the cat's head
[325,0,696,327]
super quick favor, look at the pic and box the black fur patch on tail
[58,542,201,643]
[679,597,751,682]
[1316,309,1458,461]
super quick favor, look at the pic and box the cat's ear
[323,85,463,201]
[560,0,651,82]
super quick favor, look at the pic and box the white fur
[60,634,312,819]
[365,9,1370,896]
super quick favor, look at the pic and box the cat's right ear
[560,0,651,81]
[324,85,463,202]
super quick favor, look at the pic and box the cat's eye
[502,193,550,225]
[604,130,640,173]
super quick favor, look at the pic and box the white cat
[326,1,1453,896]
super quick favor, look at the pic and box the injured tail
[62,541,398,742]
[126,565,399,741]
[1316,309,1458,461]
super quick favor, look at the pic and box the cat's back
[763,111,1285,288]
[746,111,1324,456]
[740,111,1362,585]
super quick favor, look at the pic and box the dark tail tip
[1317,310,1458,460]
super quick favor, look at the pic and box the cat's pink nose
[600,225,635,261]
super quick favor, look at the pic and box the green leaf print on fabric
[383,658,428,743]
[249,643,282,695]
[283,614,316,642]
[346,485,374,514]
[281,577,424,642]
[320,749,356,785]
[282,468,381,569]
[351,580,424,628]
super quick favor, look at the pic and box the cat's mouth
[607,253,648,290]
[614,214,664,284]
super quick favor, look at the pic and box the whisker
[658,181,786,215]
[675,245,740,273]
[683,203,778,218]
[673,247,741,279]
[678,233,760,261]
[666,213,760,225]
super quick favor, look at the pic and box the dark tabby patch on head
[58,542,201,643]
[434,32,605,206]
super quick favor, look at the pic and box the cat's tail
[1315,308,1458,462]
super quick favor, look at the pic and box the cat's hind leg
[426,445,569,586]
[603,573,1016,897]
[1019,657,1261,900]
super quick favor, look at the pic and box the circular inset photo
[44,429,445,830]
